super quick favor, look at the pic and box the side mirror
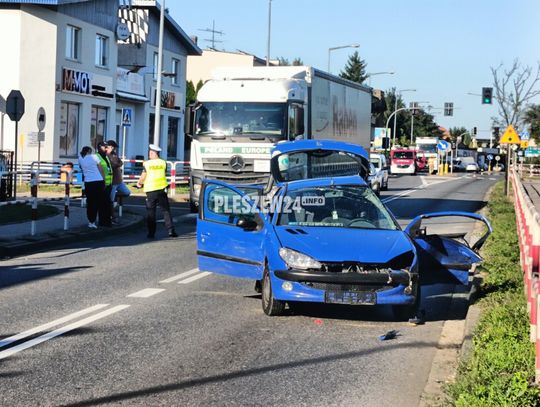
[293,106,305,137]
[236,217,259,231]
[184,104,196,136]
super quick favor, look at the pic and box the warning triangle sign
[500,125,521,144]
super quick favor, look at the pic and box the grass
[0,203,60,225]
[447,182,540,405]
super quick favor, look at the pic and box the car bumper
[271,269,418,305]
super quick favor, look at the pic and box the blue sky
[169,0,540,139]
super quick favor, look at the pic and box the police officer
[136,144,178,238]
[97,141,113,227]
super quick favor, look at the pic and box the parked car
[370,153,389,190]
[196,140,492,319]
[367,162,382,196]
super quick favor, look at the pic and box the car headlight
[279,248,321,270]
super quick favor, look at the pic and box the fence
[511,168,540,383]
[518,164,540,178]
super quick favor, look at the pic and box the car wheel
[392,285,421,321]
[189,200,198,214]
[262,266,285,316]
[381,179,388,191]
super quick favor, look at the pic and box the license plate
[325,291,376,305]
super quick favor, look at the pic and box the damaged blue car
[196,140,491,318]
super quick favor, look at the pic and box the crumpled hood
[275,226,413,264]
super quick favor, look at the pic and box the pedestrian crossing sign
[122,108,132,127]
[499,125,520,144]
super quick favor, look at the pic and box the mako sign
[62,68,91,95]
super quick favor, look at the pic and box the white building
[0,0,200,165]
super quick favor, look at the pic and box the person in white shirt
[78,146,105,229]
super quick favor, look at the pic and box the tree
[449,127,471,147]
[491,60,540,129]
[339,51,368,84]
[186,80,204,105]
[277,57,304,66]
[524,104,540,143]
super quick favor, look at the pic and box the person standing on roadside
[136,144,178,238]
[78,146,105,229]
[105,140,131,220]
[97,141,113,227]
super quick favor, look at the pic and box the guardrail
[518,164,540,178]
[511,168,540,383]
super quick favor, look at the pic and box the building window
[66,26,80,60]
[167,117,179,158]
[59,102,79,157]
[171,58,180,85]
[90,106,108,148]
[153,52,159,80]
[95,35,108,67]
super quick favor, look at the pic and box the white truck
[185,66,374,211]
[415,136,439,174]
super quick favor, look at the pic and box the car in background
[461,157,480,172]
[390,148,416,175]
[367,162,383,196]
[196,139,492,320]
[370,153,389,190]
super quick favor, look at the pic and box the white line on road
[126,288,165,298]
[382,188,417,203]
[178,272,212,284]
[160,268,200,283]
[0,305,130,360]
[0,303,110,349]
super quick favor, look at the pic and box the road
[0,172,500,406]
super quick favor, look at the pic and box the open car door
[404,211,492,285]
[197,180,266,280]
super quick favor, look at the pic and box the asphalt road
[0,172,501,407]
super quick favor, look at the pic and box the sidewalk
[0,197,144,259]
[521,178,540,208]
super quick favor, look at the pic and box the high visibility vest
[98,154,113,186]
[143,158,168,192]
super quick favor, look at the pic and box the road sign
[121,108,132,127]
[0,95,5,114]
[437,139,450,151]
[6,90,25,122]
[499,125,520,144]
[520,131,530,140]
[525,147,540,157]
[495,155,501,161]
[521,140,529,149]
[37,107,46,131]
[487,154,493,160]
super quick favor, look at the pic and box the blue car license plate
[325,291,376,305]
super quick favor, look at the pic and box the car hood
[274,226,414,264]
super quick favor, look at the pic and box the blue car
[196,140,491,318]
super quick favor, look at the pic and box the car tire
[189,200,198,214]
[381,179,388,191]
[262,266,285,316]
[392,285,421,321]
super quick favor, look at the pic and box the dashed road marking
[0,303,110,349]
[127,288,165,298]
[0,305,130,360]
[160,268,200,283]
[178,271,212,284]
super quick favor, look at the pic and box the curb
[0,214,144,259]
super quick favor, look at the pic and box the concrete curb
[0,213,144,259]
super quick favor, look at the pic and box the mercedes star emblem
[229,155,245,172]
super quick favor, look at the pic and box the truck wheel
[262,267,285,316]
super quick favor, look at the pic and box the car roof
[284,175,368,191]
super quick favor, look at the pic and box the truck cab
[390,149,417,175]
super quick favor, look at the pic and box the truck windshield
[393,151,415,159]
[416,144,437,153]
[278,185,397,230]
[195,102,286,138]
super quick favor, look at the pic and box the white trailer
[415,136,439,174]
[185,66,373,210]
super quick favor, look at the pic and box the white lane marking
[0,304,110,349]
[126,288,165,298]
[382,188,417,203]
[0,305,130,360]
[178,272,212,284]
[420,176,428,187]
[160,268,200,283]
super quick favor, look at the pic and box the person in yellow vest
[97,141,113,227]
[136,144,178,238]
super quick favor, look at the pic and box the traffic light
[409,102,419,115]
[493,126,500,137]
[473,126,477,135]
[482,87,493,104]
[444,102,453,116]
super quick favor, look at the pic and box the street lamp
[392,89,416,147]
[266,0,272,66]
[366,71,395,85]
[327,43,359,73]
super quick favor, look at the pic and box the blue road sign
[487,154,494,161]
[437,139,450,151]
[520,131,530,140]
[122,108,132,127]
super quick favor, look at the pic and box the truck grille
[202,158,269,184]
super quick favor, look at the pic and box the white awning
[116,91,149,103]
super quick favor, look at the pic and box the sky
[168,0,540,140]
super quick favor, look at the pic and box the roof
[133,1,201,56]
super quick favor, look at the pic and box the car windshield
[195,102,286,137]
[393,151,415,159]
[416,144,437,153]
[277,185,398,230]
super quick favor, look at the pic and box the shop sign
[151,87,182,111]
[63,68,91,95]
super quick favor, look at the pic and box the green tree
[339,51,368,84]
[292,57,303,66]
[186,80,204,105]
[277,57,304,66]
[524,104,540,143]
[449,126,471,147]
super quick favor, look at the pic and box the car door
[404,211,492,285]
[197,180,266,280]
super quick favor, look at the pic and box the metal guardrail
[519,164,540,178]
